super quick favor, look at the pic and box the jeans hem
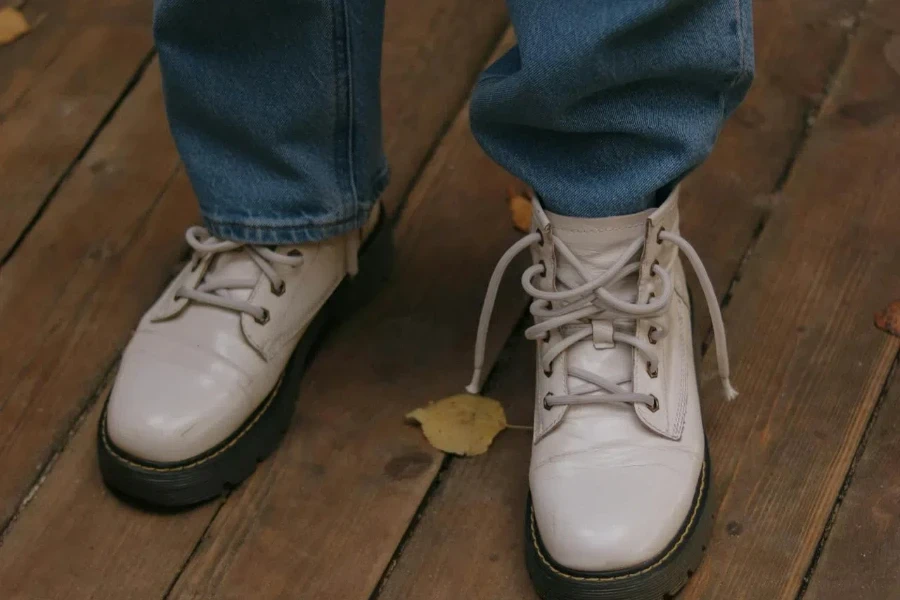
[202,167,390,245]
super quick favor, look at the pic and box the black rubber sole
[97,212,393,509]
[525,446,713,600]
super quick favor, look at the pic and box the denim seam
[370,164,390,202]
[341,0,361,215]
[203,167,389,231]
[205,213,360,231]
[332,0,359,219]
[728,0,747,91]
[202,166,389,243]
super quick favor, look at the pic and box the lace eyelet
[271,281,286,296]
[543,364,554,378]
[539,259,548,275]
[651,259,660,274]
[648,326,659,345]
[649,395,660,412]
[255,308,271,325]
[543,393,553,410]
[656,227,666,245]
[647,362,658,378]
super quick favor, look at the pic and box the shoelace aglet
[465,368,483,395]
[722,376,739,401]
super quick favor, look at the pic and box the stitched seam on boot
[674,300,689,436]
[530,458,705,581]
[101,371,286,472]
[550,223,645,235]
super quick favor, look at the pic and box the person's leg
[154,0,388,244]
[470,0,753,218]
[98,0,388,507]
[466,2,753,598]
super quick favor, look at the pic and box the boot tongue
[544,207,653,394]
[204,249,264,303]
[544,207,652,282]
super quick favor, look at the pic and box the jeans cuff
[202,167,389,245]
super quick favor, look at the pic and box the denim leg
[154,0,388,244]
[470,0,755,218]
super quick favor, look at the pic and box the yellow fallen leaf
[509,194,532,233]
[0,7,30,45]
[406,394,507,456]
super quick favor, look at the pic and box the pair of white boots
[98,188,735,600]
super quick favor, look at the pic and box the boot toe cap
[530,450,702,572]
[104,345,256,464]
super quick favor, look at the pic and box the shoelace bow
[173,226,305,324]
[466,227,738,409]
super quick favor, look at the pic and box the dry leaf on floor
[875,300,900,338]
[0,7,30,45]
[508,190,532,233]
[406,394,507,456]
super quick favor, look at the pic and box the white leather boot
[98,204,387,507]
[469,188,735,600]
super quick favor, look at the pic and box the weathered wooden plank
[375,330,538,600]
[0,269,223,600]
[802,366,900,600]
[0,62,188,530]
[165,45,526,600]
[0,13,514,600]
[0,0,154,260]
[0,0,508,262]
[684,0,900,595]
[681,0,866,340]
[379,0,508,213]
[0,0,509,539]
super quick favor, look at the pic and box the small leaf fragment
[875,300,900,338]
[0,7,29,46]
[406,394,507,456]
[508,193,532,233]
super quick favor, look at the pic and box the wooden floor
[2,0,900,598]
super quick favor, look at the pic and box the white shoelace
[173,226,305,324]
[466,227,738,408]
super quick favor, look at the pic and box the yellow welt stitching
[101,373,286,473]
[531,458,706,582]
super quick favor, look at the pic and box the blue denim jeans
[154,0,754,244]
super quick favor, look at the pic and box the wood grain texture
[375,329,538,600]
[0,319,222,600]
[0,15,516,600]
[684,0,900,595]
[379,0,508,214]
[0,0,154,260]
[802,367,900,600]
[680,0,867,340]
[789,11,900,600]
[0,0,508,262]
[165,72,526,600]
[0,63,189,531]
